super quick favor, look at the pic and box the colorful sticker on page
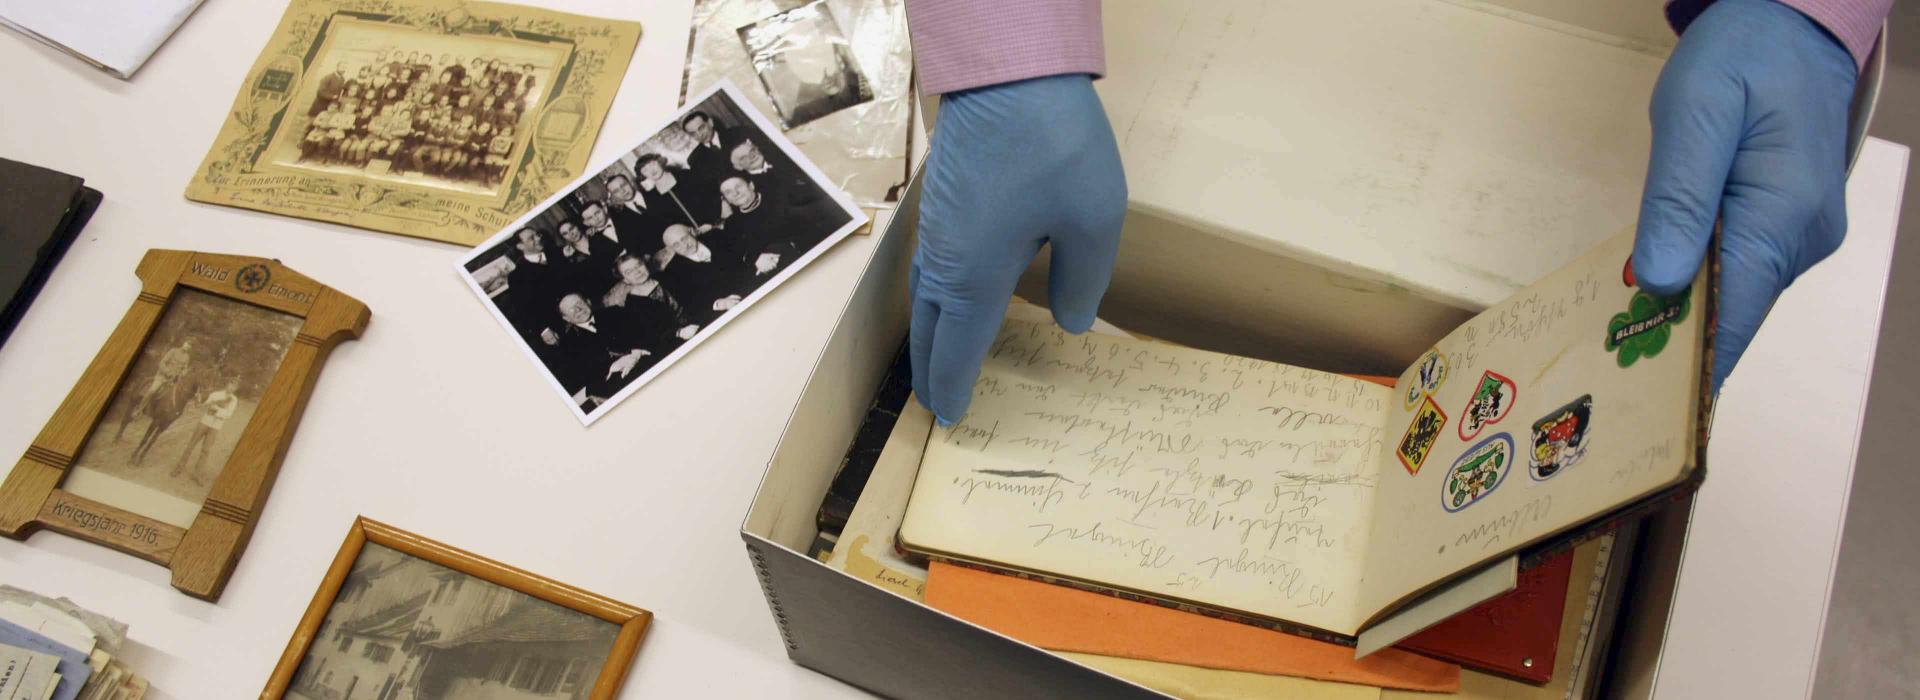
[1397,395,1447,475]
[1457,370,1516,441]
[1530,394,1592,480]
[1605,289,1690,368]
[1403,348,1449,410]
[1443,432,1513,512]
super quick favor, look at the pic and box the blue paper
[0,620,89,700]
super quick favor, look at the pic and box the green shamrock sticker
[1605,289,1691,368]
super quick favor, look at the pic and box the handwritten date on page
[900,319,1393,635]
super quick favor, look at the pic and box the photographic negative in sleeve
[60,289,305,527]
[457,81,867,425]
[736,1,875,129]
[289,542,621,700]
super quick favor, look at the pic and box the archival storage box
[740,0,1885,695]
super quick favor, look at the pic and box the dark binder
[0,157,101,348]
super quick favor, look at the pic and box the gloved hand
[910,73,1127,425]
[1631,0,1857,393]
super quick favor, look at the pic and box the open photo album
[899,228,1711,643]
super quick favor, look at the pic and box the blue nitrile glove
[910,74,1128,425]
[1631,0,1857,393]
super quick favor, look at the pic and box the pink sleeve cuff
[904,0,1105,95]
[1779,0,1892,69]
[1668,0,1890,71]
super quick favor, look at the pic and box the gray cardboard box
[741,176,1166,698]
[737,174,1691,698]
[740,5,1885,695]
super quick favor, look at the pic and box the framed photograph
[737,0,875,129]
[184,0,643,246]
[456,80,867,425]
[264,517,651,699]
[0,250,369,600]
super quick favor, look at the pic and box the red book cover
[1396,548,1576,684]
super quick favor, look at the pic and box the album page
[899,318,1396,635]
[1356,228,1706,621]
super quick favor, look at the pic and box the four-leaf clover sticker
[1605,289,1691,368]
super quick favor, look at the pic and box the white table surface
[0,0,867,697]
[1655,140,1909,698]
[0,1,1908,698]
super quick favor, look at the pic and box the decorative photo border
[184,0,642,246]
[0,250,369,600]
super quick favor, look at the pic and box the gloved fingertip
[1046,239,1120,337]
[1704,277,1769,402]
[1053,308,1096,335]
[1710,345,1738,397]
[1636,269,1698,298]
[913,391,950,424]
[930,391,970,429]
[923,296,1013,434]
[1630,244,1704,298]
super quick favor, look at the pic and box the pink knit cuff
[1667,0,1889,71]
[904,0,1105,95]
[1778,0,1891,70]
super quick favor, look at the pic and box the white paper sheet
[0,0,204,78]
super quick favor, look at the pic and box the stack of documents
[0,645,61,700]
[0,588,148,700]
[0,0,205,79]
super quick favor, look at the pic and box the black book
[815,342,913,535]
[0,158,101,348]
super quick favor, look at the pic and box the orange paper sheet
[1349,374,1397,389]
[925,562,1459,693]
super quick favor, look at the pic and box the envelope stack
[0,587,147,700]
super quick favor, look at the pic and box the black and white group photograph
[459,82,866,424]
[738,0,875,129]
[263,17,567,195]
[289,542,620,700]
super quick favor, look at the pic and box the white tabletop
[1654,140,1908,698]
[0,1,1908,698]
[0,0,867,697]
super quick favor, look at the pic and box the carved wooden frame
[262,517,652,698]
[0,249,369,600]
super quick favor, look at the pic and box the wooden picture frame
[263,517,652,699]
[0,249,369,600]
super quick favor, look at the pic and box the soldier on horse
[116,338,202,465]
